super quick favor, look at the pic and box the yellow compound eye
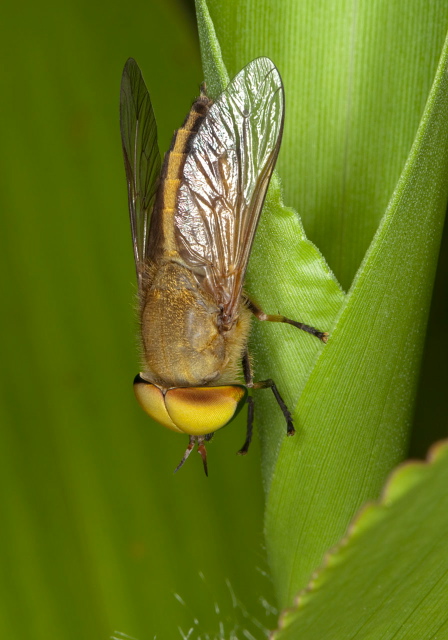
[133,375,182,433]
[165,385,247,436]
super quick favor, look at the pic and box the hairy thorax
[140,261,250,389]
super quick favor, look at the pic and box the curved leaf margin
[272,438,448,640]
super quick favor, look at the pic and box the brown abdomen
[146,94,213,258]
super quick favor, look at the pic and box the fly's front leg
[238,349,295,454]
[238,297,327,447]
[252,379,295,436]
[245,297,328,343]
[238,396,254,455]
[237,349,255,455]
[240,296,328,438]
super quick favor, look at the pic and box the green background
[0,0,446,638]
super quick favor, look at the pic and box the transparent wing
[175,57,284,326]
[120,58,161,289]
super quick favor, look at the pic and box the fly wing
[175,57,284,326]
[120,58,161,290]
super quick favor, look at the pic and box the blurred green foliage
[0,1,275,638]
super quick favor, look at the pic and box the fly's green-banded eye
[134,375,247,436]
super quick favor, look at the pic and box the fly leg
[252,378,295,437]
[237,349,255,455]
[237,349,256,455]
[237,396,254,455]
[238,347,296,453]
[245,297,328,343]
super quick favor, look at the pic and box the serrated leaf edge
[270,438,448,638]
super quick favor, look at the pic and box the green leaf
[272,439,448,640]
[265,26,448,606]
[196,0,229,96]
[199,0,448,613]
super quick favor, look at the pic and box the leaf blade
[266,28,448,606]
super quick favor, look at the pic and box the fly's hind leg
[245,297,328,343]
